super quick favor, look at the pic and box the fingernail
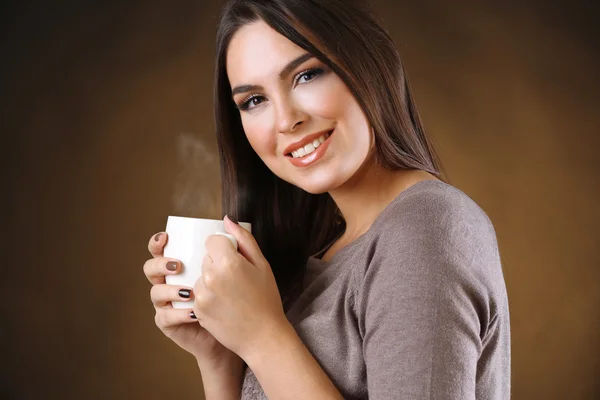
[166,261,178,271]
[189,311,197,319]
[154,233,163,242]
[178,289,191,299]
[227,215,239,225]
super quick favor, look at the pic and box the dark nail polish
[166,261,178,271]
[189,311,197,319]
[154,233,163,242]
[178,289,191,299]
[228,215,239,225]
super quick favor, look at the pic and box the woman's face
[226,20,374,194]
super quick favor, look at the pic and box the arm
[358,197,509,399]
[143,231,247,400]
[198,352,246,400]
[194,218,344,399]
[360,251,482,399]
[243,319,344,400]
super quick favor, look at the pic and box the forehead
[226,20,305,85]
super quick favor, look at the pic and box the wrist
[241,320,343,399]
[243,317,298,371]
[196,347,241,372]
[197,352,245,400]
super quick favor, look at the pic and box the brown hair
[214,0,444,303]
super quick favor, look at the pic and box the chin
[275,164,352,195]
[300,186,330,195]
[294,176,343,195]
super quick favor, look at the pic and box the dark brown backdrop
[2,1,599,399]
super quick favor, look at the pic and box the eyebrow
[231,52,314,98]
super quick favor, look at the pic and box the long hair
[214,0,445,303]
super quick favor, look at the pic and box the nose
[274,97,306,134]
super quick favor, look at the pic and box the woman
[143,0,511,398]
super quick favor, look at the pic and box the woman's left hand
[193,215,287,361]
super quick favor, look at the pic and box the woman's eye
[238,95,265,111]
[237,68,324,112]
[296,68,323,85]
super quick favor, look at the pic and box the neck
[328,157,438,243]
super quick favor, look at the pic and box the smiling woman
[227,21,377,194]
[214,0,444,302]
[228,46,341,172]
[143,0,510,399]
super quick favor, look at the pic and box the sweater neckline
[309,179,444,264]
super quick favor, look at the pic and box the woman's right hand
[144,232,232,364]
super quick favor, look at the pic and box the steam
[171,132,221,219]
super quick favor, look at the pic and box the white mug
[164,216,252,308]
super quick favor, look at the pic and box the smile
[290,131,331,158]
[285,130,333,168]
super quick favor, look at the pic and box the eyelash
[236,67,325,111]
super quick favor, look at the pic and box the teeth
[291,132,330,158]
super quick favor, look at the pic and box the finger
[223,215,262,266]
[148,232,169,258]
[150,284,194,308]
[154,308,198,329]
[201,254,217,290]
[143,257,181,285]
[205,234,238,265]
[194,272,214,312]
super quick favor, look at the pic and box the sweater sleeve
[355,192,510,399]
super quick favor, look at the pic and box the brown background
[2,0,599,399]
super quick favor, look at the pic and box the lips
[285,129,333,167]
[283,130,334,156]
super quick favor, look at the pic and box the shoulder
[386,179,495,235]
[355,180,506,302]
[375,180,499,263]
[352,183,510,397]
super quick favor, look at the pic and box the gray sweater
[241,180,510,399]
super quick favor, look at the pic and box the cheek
[299,76,353,119]
[241,117,276,158]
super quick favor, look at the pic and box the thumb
[224,215,263,267]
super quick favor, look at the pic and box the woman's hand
[193,216,288,361]
[143,232,235,365]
